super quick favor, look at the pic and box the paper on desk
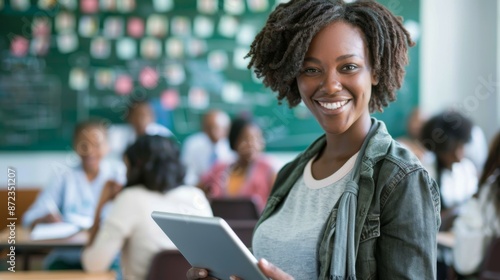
[31,222,80,240]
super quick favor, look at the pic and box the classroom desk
[0,227,88,270]
[0,271,115,280]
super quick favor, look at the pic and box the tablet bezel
[151,211,268,280]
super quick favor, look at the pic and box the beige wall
[421,0,499,142]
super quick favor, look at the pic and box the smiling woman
[187,1,440,279]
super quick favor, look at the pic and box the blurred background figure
[464,124,488,175]
[23,120,126,270]
[108,99,173,160]
[452,130,500,277]
[420,111,478,227]
[82,135,212,280]
[126,100,173,138]
[397,107,430,162]
[198,116,276,212]
[181,110,234,186]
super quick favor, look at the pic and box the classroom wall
[421,0,499,142]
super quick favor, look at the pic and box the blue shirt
[22,160,126,228]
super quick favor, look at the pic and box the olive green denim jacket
[255,119,441,280]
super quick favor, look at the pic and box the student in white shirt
[420,111,479,280]
[420,111,478,214]
[181,110,235,185]
[82,135,212,280]
[22,120,126,269]
[453,131,500,276]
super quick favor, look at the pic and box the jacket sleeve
[376,169,441,279]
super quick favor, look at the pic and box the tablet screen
[151,211,268,280]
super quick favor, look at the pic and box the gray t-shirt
[252,152,358,279]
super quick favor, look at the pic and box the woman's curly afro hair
[246,0,414,112]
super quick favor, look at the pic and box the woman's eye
[342,64,358,71]
[302,68,320,74]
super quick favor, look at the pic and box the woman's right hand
[185,259,294,280]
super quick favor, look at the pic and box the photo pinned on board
[147,15,168,38]
[114,74,133,95]
[163,63,185,86]
[116,38,136,60]
[69,68,89,91]
[197,0,218,14]
[127,17,144,38]
[140,37,162,60]
[56,12,76,32]
[94,68,115,90]
[104,17,124,38]
[79,16,99,37]
[161,89,180,110]
[193,16,214,38]
[153,0,173,12]
[90,37,111,59]
[188,87,209,110]
[57,33,78,53]
[218,16,238,37]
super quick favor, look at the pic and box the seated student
[126,100,173,138]
[182,110,235,186]
[396,107,431,162]
[82,135,212,280]
[420,111,478,220]
[198,116,276,212]
[452,130,500,276]
[22,119,126,269]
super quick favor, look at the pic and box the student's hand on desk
[186,259,294,280]
[32,213,62,228]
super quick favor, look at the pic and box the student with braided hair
[188,0,440,279]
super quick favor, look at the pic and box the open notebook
[30,222,80,240]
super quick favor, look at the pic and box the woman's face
[235,124,264,162]
[74,127,109,172]
[438,142,466,169]
[296,21,376,136]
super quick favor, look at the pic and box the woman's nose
[321,70,342,93]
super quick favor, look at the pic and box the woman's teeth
[318,100,349,110]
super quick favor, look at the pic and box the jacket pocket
[360,215,380,243]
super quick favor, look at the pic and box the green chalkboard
[0,0,419,152]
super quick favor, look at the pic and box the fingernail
[199,270,207,277]
[230,276,236,280]
[261,258,269,266]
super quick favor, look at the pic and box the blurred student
[181,110,234,185]
[420,111,478,226]
[452,130,500,276]
[198,117,276,212]
[396,107,430,162]
[126,100,172,138]
[464,125,488,174]
[82,135,212,280]
[22,119,126,269]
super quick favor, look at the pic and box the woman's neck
[83,166,99,182]
[323,115,371,161]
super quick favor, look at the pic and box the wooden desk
[0,271,115,280]
[0,227,88,270]
[0,227,88,250]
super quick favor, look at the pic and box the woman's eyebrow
[302,54,363,63]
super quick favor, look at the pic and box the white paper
[31,222,80,240]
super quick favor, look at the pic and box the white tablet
[151,211,268,280]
